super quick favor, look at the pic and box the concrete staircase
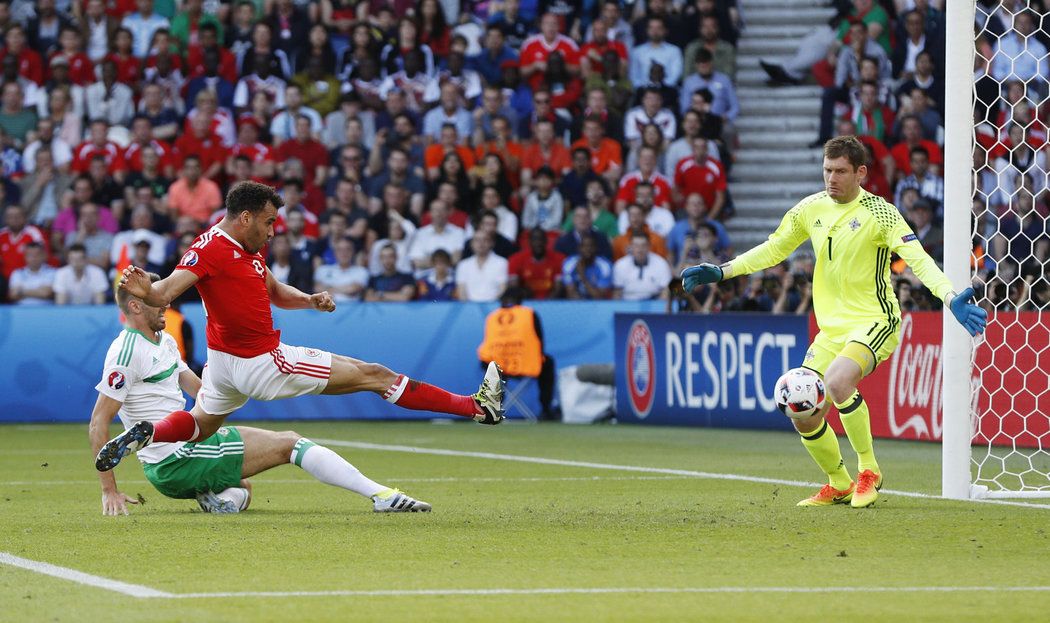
[727,0,835,251]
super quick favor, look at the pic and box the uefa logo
[180,250,199,267]
[626,320,655,419]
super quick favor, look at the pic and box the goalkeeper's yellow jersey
[728,189,954,338]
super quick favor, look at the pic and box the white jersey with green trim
[95,328,190,464]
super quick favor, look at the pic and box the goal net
[944,1,1050,498]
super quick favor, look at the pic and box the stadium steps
[727,0,834,252]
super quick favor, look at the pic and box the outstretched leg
[236,426,430,512]
[322,354,506,424]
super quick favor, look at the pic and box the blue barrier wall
[614,313,808,430]
[0,301,662,423]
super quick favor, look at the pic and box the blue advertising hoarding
[614,313,809,430]
[0,300,663,423]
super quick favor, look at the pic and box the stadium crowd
[0,0,1040,315]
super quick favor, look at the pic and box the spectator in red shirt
[275,114,329,190]
[0,26,43,85]
[0,204,50,279]
[580,17,627,80]
[173,113,228,181]
[890,114,943,178]
[49,26,95,85]
[616,146,673,212]
[508,228,565,300]
[106,27,144,86]
[186,23,238,83]
[673,137,727,218]
[73,120,128,181]
[123,115,176,177]
[540,52,583,114]
[227,118,276,182]
[521,13,580,91]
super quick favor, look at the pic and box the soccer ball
[774,368,826,419]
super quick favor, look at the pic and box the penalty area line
[315,439,1050,511]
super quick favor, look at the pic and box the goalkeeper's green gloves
[681,263,724,292]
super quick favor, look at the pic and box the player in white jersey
[89,273,432,515]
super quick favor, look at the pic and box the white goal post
[942,1,1050,499]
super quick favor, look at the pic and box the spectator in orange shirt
[520,119,571,193]
[571,114,623,188]
[424,123,476,181]
[612,204,669,260]
[167,155,223,224]
[473,115,524,188]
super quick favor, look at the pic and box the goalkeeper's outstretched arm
[887,215,988,336]
[682,205,808,291]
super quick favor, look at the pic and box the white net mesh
[970,1,1050,494]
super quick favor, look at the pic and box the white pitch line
[0,552,172,598]
[316,439,1050,511]
[4,551,1050,600]
[0,476,695,487]
[167,585,1050,598]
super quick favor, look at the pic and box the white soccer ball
[774,368,826,419]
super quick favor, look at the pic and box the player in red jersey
[96,182,506,474]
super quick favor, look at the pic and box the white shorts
[197,343,333,415]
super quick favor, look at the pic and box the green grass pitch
[1,421,1049,622]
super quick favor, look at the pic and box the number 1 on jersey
[827,236,832,261]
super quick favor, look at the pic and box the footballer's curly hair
[225,181,283,216]
[823,136,869,170]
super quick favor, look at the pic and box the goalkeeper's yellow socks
[799,419,852,490]
[836,391,880,474]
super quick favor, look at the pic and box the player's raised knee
[824,374,856,405]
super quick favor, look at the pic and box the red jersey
[674,157,726,209]
[176,226,280,358]
[507,249,565,300]
[185,46,239,83]
[616,170,673,208]
[123,139,175,172]
[230,141,276,166]
[889,139,944,175]
[105,52,143,86]
[275,139,328,187]
[72,141,128,174]
[520,34,579,90]
[0,225,48,278]
[174,132,229,173]
[48,51,94,85]
[0,48,43,84]
[579,39,627,75]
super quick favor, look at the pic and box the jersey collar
[211,225,247,251]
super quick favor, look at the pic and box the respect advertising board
[614,314,808,429]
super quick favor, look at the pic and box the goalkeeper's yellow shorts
[801,319,901,377]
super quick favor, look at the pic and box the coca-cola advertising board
[819,312,1048,448]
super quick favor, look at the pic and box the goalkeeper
[681,136,987,508]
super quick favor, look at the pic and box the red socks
[383,375,480,418]
[152,410,201,443]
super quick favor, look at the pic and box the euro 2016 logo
[108,371,126,390]
[180,250,199,267]
[626,320,656,419]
